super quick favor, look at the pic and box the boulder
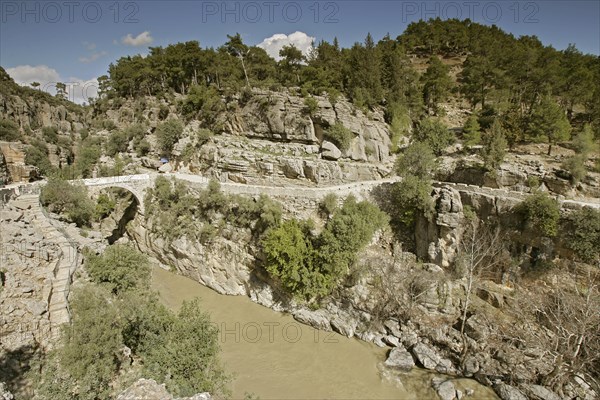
[435,380,457,400]
[384,347,415,371]
[412,342,441,370]
[158,163,173,173]
[321,141,342,160]
[494,383,528,400]
[523,385,561,400]
[292,309,332,331]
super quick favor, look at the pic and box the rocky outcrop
[116,378,211,400]
[416,187,464,267]
[0,91,87,134]
[0,199,55,352]
[0,142,38,183]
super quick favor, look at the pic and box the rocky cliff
[0,67,88,134]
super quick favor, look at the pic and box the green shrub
[518,191,560,237]
[0,119,20,141]
[40,177,94,226]
[94,193,116,220]
[142,298,228,397]
[387,103,412,153]
[319,193,339,218]
[74,137,102,178]
[413,118,454,155]
[262,196,388,301]
[482,120,508,171]
[394,141,437,179]
[25,139,53,175]
[562,155,587,183]
[135,138,151,157]
[85,245,150,294]
[79,128,89,141]
[462,114,481,145]
[155,119,183,156]
[390,175,435,226]
[324,122,354,151]
[304,96,318,115]
[262,219,318,299]
[106,130,129,156]
[564,207,600,264]
[42,126,59,144]
[196,128,214,146]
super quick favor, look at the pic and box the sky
[1,0,599,104]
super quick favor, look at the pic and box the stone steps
[19,195,79,335]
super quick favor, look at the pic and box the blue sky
[1,1,598,103]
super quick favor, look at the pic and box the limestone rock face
[0,91,87,134]
[416,187,464,267]
[0,142,39,183]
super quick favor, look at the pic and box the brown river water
[151,267,498,400]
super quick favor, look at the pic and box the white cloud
[6,65,60,86]
[121,31,153,47]
[257,31,315,61]
[6,65,98,105]
[79,51,108,63]
[83,41,96,50]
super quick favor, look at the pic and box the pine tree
[421,56,453,111]
[527,96,571,156]
[462,114,481,146]
[482,120,508,171]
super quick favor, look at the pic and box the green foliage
[155,119,183,156]
[42,126,59,144]
[106,130,129,156]
[263,219,318,298]
[394,141,437,180]
[324,122,354,151]
[387,102,412,153]
[85,245,150,295]
[74,137,102,178]
[482,120,508,171]
[143,298,228,397]
[180,84,224,127]
[527,96,571,155]
[196,128,214,146]
[25,139,53,175]
[0,119,20,141]
[412,118,454,155]
[421,56,453,111]
[145,177,282,243]
[462,114,481,145]
[527,176,540,189]
[518,191,560,237]
[40,177,94,227]
[135,138,151,157]
[79,128,89,141]
[562,155,587,183]
[30,276,228,399]
[564,207,600,264]
[319,193,339,217]
[390,175,435,227]
[262,196,388,301]
[303,96,318,115]
[94,193,116,220]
